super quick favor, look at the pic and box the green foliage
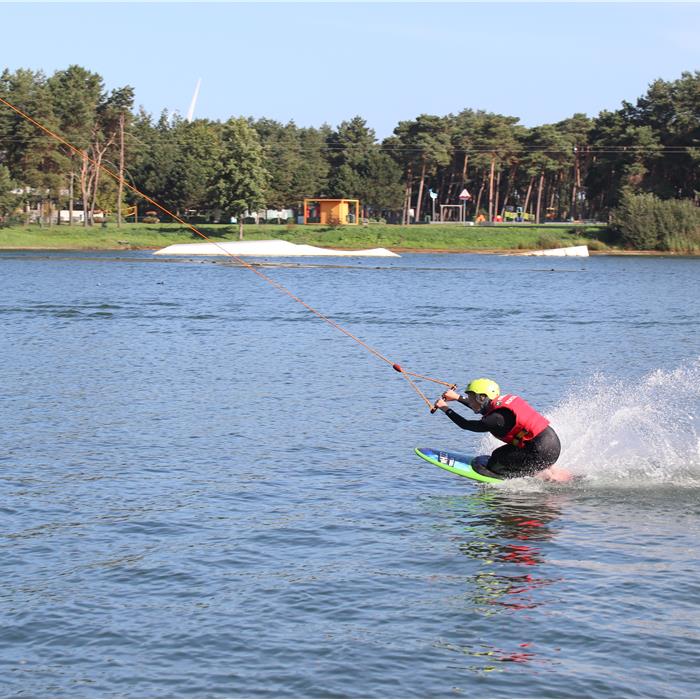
[323,116,403,211]
[251,118,327,208]
[0,64,699,243]
[586,71,699,212]
[584,239,609,251]
[610,190,700,251]
[130,109,181,206]
[391,114,454,177]
[535,234,567,249]
[0,222,609,252]
[215,118,269,223]
[0,165,21,224]
[164,117,222,214]
[47,65,103,148]
[0,68,68,194]
[358,150,404,210]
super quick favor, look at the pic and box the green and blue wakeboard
[414,447,503,483]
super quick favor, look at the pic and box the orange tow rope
[0,95,454,410]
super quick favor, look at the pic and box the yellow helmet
[465,378,500,400]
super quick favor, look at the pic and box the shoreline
[0,245,691,257]
[2,223,696,256]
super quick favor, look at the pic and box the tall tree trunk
[523,175,535,217]
[117,112,125,228]
[488,156,496,221]
[402,185,409,225]
[90,152,103,224]
[415,160,426,224]
[474,174,486,220]
[571,148,581,220]
[89,139,113,224]
[80,154,91,227]
[68,169,74,226]
[55,187,61,226]
[443,167,457,210]
[535,172,545,224]
[450,152,470,207]
[569,174,576,221]
[494,169,502,219]
[500,164,517,218]
[239,218,244,240]
[402,164,412,225]
[548,173,557,217]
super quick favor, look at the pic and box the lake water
[2,250,699,698]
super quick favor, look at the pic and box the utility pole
[69,169,74,226]
[117,112,125,228]
[488,157,496,222]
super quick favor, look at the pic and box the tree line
[1,65,698,231]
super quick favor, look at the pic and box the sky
[1,1,699,139]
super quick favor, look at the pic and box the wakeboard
[414,447,504,483]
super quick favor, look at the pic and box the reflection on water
[435,637,538,674]
[430,490,566,673]
[453,491,563,609]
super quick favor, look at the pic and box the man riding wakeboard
[434,378,566,480]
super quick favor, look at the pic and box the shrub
[610,191,660,249]
[0,165,22,225]
[657,199,700,253]
[610,190,700,251]
[535,235,565,249]
[585,239,609,251]
[322,218,343,231]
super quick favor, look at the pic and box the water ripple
[2,252,700,697]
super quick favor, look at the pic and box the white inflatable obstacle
[522,245,589,257]
[153,239,400,257]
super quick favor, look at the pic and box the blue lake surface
[1,249,699,698]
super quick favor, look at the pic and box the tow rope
[0,95,455,411]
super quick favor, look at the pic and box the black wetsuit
[443,399,561,479]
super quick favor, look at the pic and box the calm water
[2,250,699,698]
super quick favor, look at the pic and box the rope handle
[430,384,457,413]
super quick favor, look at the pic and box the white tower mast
[186,78,201,123]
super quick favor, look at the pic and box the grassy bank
[0,222,615,252]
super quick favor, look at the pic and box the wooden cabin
[303,198,360,225]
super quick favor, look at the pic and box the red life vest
[484,394,550,448]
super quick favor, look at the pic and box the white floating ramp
[522,245,589,257]
[153,239,400,257]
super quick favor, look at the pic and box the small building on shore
[303,198,360,225]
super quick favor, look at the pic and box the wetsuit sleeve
[444,408,507,433]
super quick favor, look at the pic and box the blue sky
[2,2,698,139]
